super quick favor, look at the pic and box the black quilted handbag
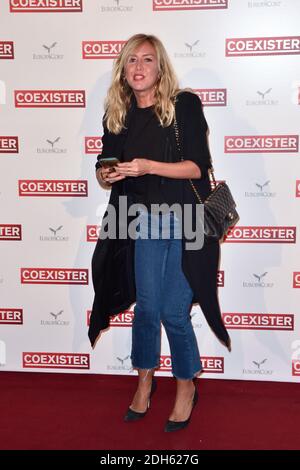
[174,116,239,241]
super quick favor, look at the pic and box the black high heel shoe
[124,378,157,422]
[164,384,198,433]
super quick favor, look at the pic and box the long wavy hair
[103,34,181,134]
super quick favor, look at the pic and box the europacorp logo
[246,87,279,106]
[174,40,206,59]
[33,42,64,60]
[245,180,276,198]
[40,225,69,242]
[37,136,67,155]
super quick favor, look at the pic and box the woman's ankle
[137,368,154,387]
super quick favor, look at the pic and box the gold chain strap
[173,115,217,203]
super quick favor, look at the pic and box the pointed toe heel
[164,387,198,433]
[124,407,147,422]
[124,378,157,422]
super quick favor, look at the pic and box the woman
[88,33,231,433]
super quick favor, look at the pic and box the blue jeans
[131,209,202,380]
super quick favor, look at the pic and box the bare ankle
[176,379,194,393]
[137,368,154,387]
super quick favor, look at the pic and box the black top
[96,92,212,206]
[121,105,181,210]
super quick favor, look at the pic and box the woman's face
[124,41,160,97]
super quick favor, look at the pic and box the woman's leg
[160,235,202,421]
[129,368,156,413]
[129,214,169,412]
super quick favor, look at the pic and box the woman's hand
[116,158,152,177]
[116,159,201,179]
[96,166,125,186]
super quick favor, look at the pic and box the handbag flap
[205,183,237,219]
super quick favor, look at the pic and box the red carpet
[0,371,299,450]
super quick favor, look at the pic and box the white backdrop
[0,0,300,382]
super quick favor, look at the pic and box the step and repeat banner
[0,0,299,382]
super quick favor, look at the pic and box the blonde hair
[103,33,181,134]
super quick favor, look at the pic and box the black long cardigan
[88,91,231,349]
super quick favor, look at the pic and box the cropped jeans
[131,208,202,380]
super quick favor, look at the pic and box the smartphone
[98,157,120,169]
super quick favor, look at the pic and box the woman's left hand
[116,158,152,177]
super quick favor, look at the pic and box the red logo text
[86,225,100,242]
[14,90,85,107]
[21,268,88,285]
[10,0,83,13]
[85,137,103,154]
[223,313,294,330]
[0,224,22,241]
[82,41,125,59]
[19,180,88,197]
[293,273,300,288]
[0,136,19,153]
[159,355,224,373]
[225,135,298,153]
[0,41,14,59]
[226,36,300,57]
[153,0,228,11]
[23,352,90,369]
[0,309,23,325]
[194,88,227,106]
[217,270,224,287]
[110,310,134,327]
[225,226,296,243]
[292,361,300,376]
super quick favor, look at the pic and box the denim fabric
[131,210,202,380]
[135,208,182,240]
